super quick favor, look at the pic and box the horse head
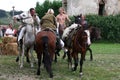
[89,26,101,41]
[74,15,82,25]
[14,12,34,25]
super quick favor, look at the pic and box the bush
[85,14,120,43]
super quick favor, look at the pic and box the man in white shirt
[5,24,15,37]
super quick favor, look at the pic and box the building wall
[63,0,120,16]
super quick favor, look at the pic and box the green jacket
[40,14,57,30]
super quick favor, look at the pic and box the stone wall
[63,0,120,16]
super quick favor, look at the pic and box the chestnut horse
[62,15,101,61]
[62,24,88,76]
[35,28,56,78]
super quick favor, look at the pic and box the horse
[35,28,56,78]
[62,15,101,61]
[84,26,101,61]
[54,15,83,62]
[62,24,88,76]
[62,15,101,76]
[14,12,36,68]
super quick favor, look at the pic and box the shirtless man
[56,7,71,30]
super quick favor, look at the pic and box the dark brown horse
[62,15,101,76]
[35,28,56,78]
[62,15,101,61]
[63,25,88,76]
[84,26,101,61]
[62,26,101,61]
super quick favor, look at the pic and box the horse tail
[42,36,52,73]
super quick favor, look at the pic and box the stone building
[62,0,120,16]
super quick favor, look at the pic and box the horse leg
[67,50,72,69]
[16,45,22,62]
[29,47,34,68]
[20,44,25,68]
[54,48,61,63]
[79,53,85,76]
[37,53,42,75]
[87,47,93,61]
[62,48,68,59]
[54,53,57,63]
[72,52,78,71]
[25,48,30,63]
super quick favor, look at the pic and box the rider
[80,14,88,29]
[56,7,71,32]
[40,8,64,48]
[17,8,40,45]
[40,8,57,31]
[80,14,91,45]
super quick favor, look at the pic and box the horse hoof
[54,61,57,63]
[16,57,19,62]
[71,66,76,71]
[31,64,34,68]
[90,58,93,61]
[79,72,83,77]
[37,71,40,75]
[50,74,53,78]
[27,60,30,63]
[62,55,66,59]
[71,68,76,71]
[20,66,23,69]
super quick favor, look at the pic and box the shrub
[85,14,120,43]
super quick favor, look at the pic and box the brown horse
[85,26,101,61]
[62,23,88,76]
[35,28,56,78]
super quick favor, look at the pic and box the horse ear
[80,14,82,17]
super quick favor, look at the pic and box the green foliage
[85,14,120,43]
[35,0,62,18]
[0,9,7,18]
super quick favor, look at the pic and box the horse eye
[23,14,26,16]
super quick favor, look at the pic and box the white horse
[14,12,36,68]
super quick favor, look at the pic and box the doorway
[98,0,105,15]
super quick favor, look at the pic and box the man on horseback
[56,7,71,38]
[80,14,91,45]
[80,14,88,30]
[40,8,64,48]
[56,7,71,29]
[40,9,56,31]
[16,8,41,46]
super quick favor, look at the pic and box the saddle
[42,28,56,34]
[65,26,80,47]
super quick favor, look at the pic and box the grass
[0,43,120,80]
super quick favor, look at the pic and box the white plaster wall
[66,0,120,16]
[105,0,119,15]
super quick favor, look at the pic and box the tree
[35,0,62,18]
[0,9,7,18]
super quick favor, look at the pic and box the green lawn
[0,43,120,80]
